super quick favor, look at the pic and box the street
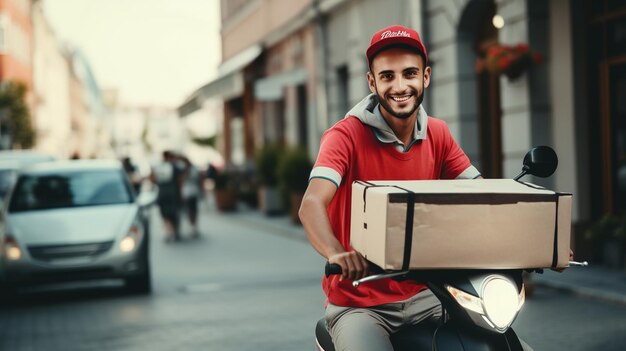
[1,199,625,351]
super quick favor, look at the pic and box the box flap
[364,179,556,195]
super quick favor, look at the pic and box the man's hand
[329,251,369,282]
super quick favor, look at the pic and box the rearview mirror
[514,146,558,181]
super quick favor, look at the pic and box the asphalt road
[0,200,625,350]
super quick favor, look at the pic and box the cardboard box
[350,179,572,270]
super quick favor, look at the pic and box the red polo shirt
[312,116,473,307]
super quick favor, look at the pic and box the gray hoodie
[308,93,480,181]
[345,93,429,151]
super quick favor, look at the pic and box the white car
[0,150,55,200]
[0,160,154,294]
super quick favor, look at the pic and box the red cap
[366,25,428,66]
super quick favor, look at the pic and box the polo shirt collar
[371,102,429,144]
[345,94,429,146]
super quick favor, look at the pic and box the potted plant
[585,212,626,270]
[475,43,543,80]
[213,169,238,212]
[254,144,284,215]
[277,148,313,224]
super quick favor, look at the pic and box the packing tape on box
[357,180,416,270]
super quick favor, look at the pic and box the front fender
[433,322,524,351]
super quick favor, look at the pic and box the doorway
[468,0,502,178]
[599,59,626,213]
[588,0,626,215]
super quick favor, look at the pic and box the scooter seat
[315,318,436,351]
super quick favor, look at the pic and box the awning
[254,67,308,101]
[177,45,262,117]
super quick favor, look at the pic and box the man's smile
[390,94,412,103]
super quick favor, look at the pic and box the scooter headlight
[446,285,484,315]
[446,275,524,333]
[482,277,520,329]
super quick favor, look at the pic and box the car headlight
[119,224,142,253]
[3,235,22,261]
[446,275,524,332]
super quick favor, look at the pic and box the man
[122,156,142,194]
[180,155,204,237]
[151,150,183,242]
[299,25,482,350]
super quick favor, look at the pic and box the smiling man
[299,25,481,350]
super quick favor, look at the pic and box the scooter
[315,146,588,351]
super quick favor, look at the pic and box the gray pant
[325,289,441,351]
[324,288,533,351]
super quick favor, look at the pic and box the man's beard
[376,87,423,120]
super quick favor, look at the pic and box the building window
[336,65,349,117]
[296,84,308,148]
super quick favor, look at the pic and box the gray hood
[345,93,429,142]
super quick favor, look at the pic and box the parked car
[0,150,55,200]
[0,150,55,163]
[0,160,154,294]
[0,161,20,200]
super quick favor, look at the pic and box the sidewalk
[531,265,626,306]
[228,205,626,306]
[226,204,307,242]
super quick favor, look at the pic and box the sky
[43,0,222,108]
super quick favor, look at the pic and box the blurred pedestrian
[206,163,218,181]
[181,156,204,237]
[122,156,142,193]
[151,150,183,242]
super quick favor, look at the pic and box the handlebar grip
[325,262,342,277]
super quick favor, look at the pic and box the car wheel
[126,270,151,294]
[126,232,152,294]
[0,283,17,302]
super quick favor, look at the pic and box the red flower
[487,46,501,57]
[515,43,529,52]
[475,58,485,73]
[498,57,512,71]
[475,42,543,79]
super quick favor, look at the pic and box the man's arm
[299,178,369,281]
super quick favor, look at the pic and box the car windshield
[8,170,133,212]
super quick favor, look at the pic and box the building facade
[0,0,32,88]
[67,50,111,159]
[32,0,70,158]
[181,0,626,262]
[0,0,33,149]
[0,0,111,158]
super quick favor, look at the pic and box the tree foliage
[0,81,35,148]
[277,147,312,192]
[191,135,217,147]
[254,143,284,186]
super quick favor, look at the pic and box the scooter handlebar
[325,262,342,277]
[325,262,386,277]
